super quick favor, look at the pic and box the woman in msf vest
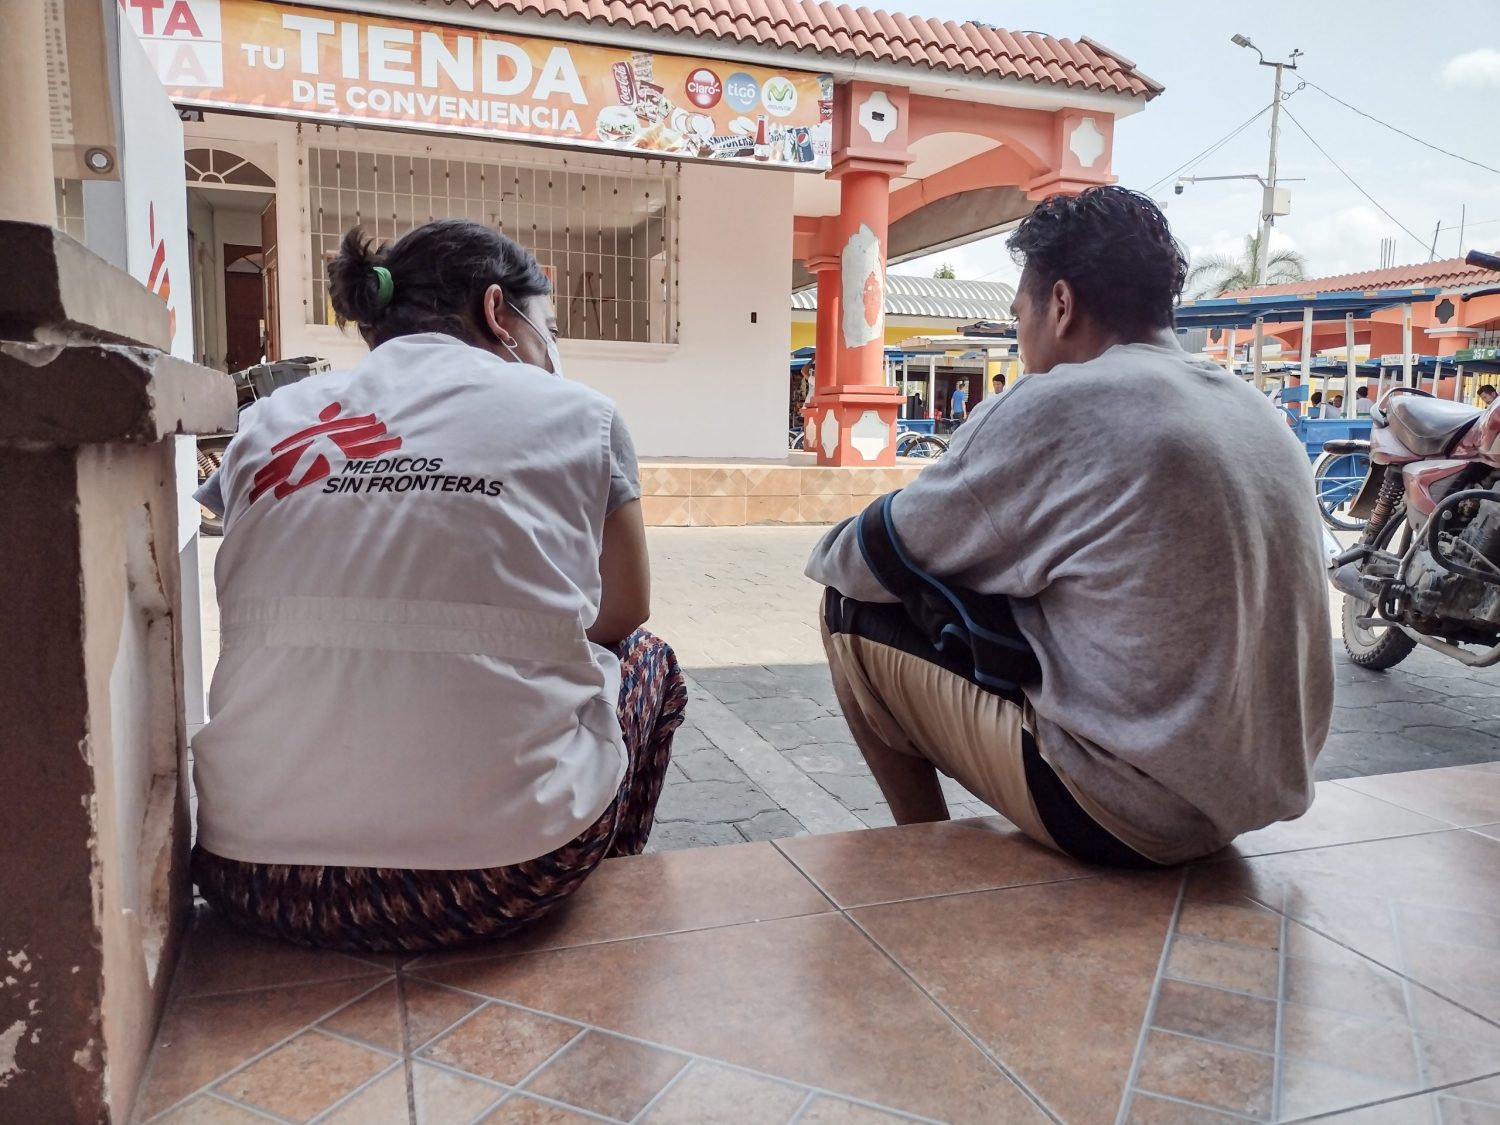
[192,219,685,952]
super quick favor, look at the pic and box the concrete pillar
[0,0,57,224]
[0,222,235,1122]
[806,167,903,466]
[801,255,841,454]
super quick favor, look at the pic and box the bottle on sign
[753,116,770,162]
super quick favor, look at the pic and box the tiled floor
[134,763,1500,1125]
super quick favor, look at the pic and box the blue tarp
[1175,287,1439,330]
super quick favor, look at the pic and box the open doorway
[184,147,278,374]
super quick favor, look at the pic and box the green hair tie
[372,265,394,310]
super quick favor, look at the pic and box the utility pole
[1232,35,1301,285]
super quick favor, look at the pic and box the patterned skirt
[193,630,687,953]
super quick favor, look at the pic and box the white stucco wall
[186,115,796,461]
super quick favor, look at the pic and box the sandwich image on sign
[596,105,638,144]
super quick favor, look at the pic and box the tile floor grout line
[1227,823,1467,861]
[1282,1068,1500,1123]
[394,971,419,1125]
[836,908,1067,1125]
[422,992,948,1125]
[171,961,392,1002]
[1239,892,1500,1033]
[1270,902,1291,1122]
[196,1091,290,1123]
[403,905,839,975]
[1123,1088,1265,1123]
[1112,870,1189,1125]
[1144,1025,1279,1061]
[624,1059,699,1125]
[1323,777,1472,828]
[784,1088,819,1125]
[1168,929,1289,956]
[303,1058,405,1125]
[139,975,392,1123]
[206,1086,306,1125]
[310,1025,403,1060]
[1388,894,1438,1118]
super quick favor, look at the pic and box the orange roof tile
[436,0,1163,97]
[1228,259,1500,298]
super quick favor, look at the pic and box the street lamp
[1232,34,1302,285]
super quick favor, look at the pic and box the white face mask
[500,301,563,378]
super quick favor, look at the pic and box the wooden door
[259,198,281,362]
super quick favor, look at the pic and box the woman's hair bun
[326,228,387,328]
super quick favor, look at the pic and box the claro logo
[684,67,722,109]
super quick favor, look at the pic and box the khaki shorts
[821,591,1158,868]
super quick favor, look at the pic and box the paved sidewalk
[197,527,1500,853]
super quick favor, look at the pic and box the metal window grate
[54,179,85,243]
[303,129,678,344]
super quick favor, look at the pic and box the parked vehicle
[197,357,330,536]
[1325,250,1500,670]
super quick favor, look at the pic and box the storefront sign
[122,0,834,170]
[1457,346,1500,363]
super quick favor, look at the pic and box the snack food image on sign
[637,81,669,123]
[596,105,638,144]
[631,51,654,86]
[729,116,756,136]
[705,134,753,159]
[669,108,715,138]
[633,121,687,153]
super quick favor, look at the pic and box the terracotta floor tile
[314,1067,409,1125]
[148,1095,282,1124]
[522,1030,687,1119]
[854,873,1180,1125]
[1310,1093,1444,1123]
[638,1061,807,1124]
[404,979,488,1051]
[1281,1003,1423,1083]
[413,842,830,968]
[1133,1029,1274,1118]
[213,1031,393,1122]
[1122,1092,1245,1123]
[1337,764,1500,827]
[418,913,1045,1125]
[798,1097,918,1123]
[1164,934,1280,999]
[1173,899,1283,950]
[477,1095,606,1123]
[1217,831,1500,1017]
[172,907,387,998]
[318,980,403,1052]
[1149,979,1277,1052]
[1278,1058,1414,1121]
[420,1002,582,1085]
[136,979,382,1119]
[774,818,1091,907]
[1228,780,1450,857]
[413,1060,507,1123]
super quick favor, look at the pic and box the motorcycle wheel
[1341,514,1416,670]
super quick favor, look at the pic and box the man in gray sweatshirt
[806,187,1333,866]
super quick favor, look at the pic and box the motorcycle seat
[1384,395,1481,456]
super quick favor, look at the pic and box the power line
[1280,107,1432,256]
[1299,77,1500,177]
[1143,104,1272,195]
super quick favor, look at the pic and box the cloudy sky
[903,1,1500,290]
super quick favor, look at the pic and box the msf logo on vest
[250,402,402,503]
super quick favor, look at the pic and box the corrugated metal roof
[791,273,1015,320]
[1226,258,1500,298]
[434,1,1162,97]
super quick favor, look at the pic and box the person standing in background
[1354,385,1373,416]
[1480,385,1497,408]
[991,372,1007,397]
[1307,391,1324,419]
[1326,393,1344,419]
[951,379,969,422]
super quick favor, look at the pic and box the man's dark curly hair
[1007,186,1187,336]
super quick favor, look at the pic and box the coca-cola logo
[684,68,722,109]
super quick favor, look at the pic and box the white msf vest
[194,333,627,869]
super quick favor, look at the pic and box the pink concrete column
[801,254,841,454]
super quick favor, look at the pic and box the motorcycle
[1325,249,1500,671]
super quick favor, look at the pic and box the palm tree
[1185,233,1308,299]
